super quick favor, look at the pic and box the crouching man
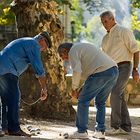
[58,42,119,139]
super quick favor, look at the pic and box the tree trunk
[11,0,75,121]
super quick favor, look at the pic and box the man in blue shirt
[0,31,52,137]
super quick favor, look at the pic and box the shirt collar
[108,24,117,34]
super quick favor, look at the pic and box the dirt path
[1,106,140,140]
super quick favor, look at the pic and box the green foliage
[70,0,140,42]
[54,0,71,5]
[131,0,140,8]
[0,7,15,25]
[131,11,140,31]
[0,0,15,25]
[70,0,84,41]
[54,0,73,10]
[131,9,140,41]
[130,1,140,40]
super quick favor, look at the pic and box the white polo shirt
[69,43,117,89]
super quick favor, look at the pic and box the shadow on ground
[1,106,140,140]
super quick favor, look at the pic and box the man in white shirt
[100,11,139,135]
[58,42,119,139]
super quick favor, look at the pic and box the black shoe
[0,130,5,137]
[8,129,31,137]
[4,130,9,135]
[2,129,9,135]
[121,127,131,132]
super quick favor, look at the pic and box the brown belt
[117,61,131,66]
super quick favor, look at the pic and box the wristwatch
[133,67,138,71]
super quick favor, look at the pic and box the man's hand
[40,89,48,101]
[71,89,80,99]
[132,69,139,83]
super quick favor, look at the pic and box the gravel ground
[1,106,140,140]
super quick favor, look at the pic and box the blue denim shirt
[0,37,45,77]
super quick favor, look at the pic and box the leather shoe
[4,130,9,135]
[0,130,5,137]
[8,129,31,137]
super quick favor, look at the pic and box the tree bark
[11,0,75,121]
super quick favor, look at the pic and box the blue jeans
[76,66,119,132]
[0,73,20,132]
[110,63,132,132]
[0,97,8,131]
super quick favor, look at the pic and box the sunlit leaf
[3,7,10,14]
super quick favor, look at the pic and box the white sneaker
[93,131,105,139]
[68,131,88,139]
[106,128,128,135]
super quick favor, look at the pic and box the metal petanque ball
[63,133,69,139]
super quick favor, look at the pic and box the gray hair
[100,11,114,19]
